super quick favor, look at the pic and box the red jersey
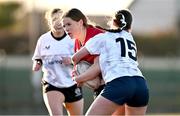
[74,25,104,64]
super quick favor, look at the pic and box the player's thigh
[43,91,65,114]
[86,95,120,115]
[64,98,84,115]
[112,105,125,115]
[126,105,148,115]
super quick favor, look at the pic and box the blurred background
[0,0,179,115]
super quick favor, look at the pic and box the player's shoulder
[64,33,74,41]
[93,32,112,39]
[63,34,75,45]
[86,25,104,40]
[38,31,51,41]
[88,25,104,33]
[120,30,132,36]
[120,30,134,41]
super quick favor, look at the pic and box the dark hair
[63,8,88,27]
[116,9,132,30]
[96,13,126,33]
[99,9,133,33]
[96,26,122,33]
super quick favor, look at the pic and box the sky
[0,0,134,15]
[1,0,177,34]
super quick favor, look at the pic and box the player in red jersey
[63,8,105,97]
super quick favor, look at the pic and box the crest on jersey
[45,45,50,49]
[75,88,81,97]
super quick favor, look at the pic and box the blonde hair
[45,8,63,28]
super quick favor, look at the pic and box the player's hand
[76,82,83,87]
[32,61,41,71]
[72,71,83,87]
[72,69,82,83]
[73,76,84,88]
[62,57,72,65]
[72,70,79,81]
[72,68,76,77]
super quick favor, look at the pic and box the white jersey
[32,31,76,88]
[85,30,143,83]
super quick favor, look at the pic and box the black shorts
[101,76,149,107]
[42,81,83,103]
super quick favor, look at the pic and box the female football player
[32,8,83,116]
[62,8,105,97]
[72,9,149,115]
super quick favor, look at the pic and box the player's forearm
[75,62,101,83]
[72,47,89,65]
[32,59,42,71]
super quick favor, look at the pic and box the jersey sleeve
[32,37,42,61]
[85,33,106,55]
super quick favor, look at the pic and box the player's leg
[42,81,66,115]
[43,91,65,115]
[112,105,125,115]
[126,105,147,115]
[64,99,84,115]
[63,84,84,115]
[86,95,119,115]
[86,77,129,115]
[93,79,125,115]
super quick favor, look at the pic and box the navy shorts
[101,76,149,107]
[42,80,83,103]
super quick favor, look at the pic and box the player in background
[62,8,105,97]
[72,9,149,115]
[32,8,83,116]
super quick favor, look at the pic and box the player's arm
[61,57,72,65]
[32,38,42,71]
[71,46,90,65]
[72,33,104,65]
[32,59,42,71]
[74,57,101,83]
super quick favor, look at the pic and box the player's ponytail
[114,12,126,30]
[116,9,133,30]
[95,25,122,33]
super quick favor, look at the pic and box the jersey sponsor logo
[48,60,63,65]
[74,88,81,97]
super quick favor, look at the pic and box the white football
[76,61,101,90]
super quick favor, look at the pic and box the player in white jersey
[32,8,83,116]
[71,9,149,115]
